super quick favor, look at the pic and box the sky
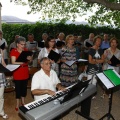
[0,0,89,23]
[0,0,41,22]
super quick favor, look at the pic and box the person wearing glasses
[31,57,64,100]
[10,36,32,111]
[38,36,60,75]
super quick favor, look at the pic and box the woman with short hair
[103,37,120,73]
[86,35,104,85]
[60,34,78,87]
[10,36,32,111]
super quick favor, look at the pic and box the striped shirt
[0,50,6,87]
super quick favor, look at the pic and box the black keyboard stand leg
[99,89,115,120]
[75,96,94,120]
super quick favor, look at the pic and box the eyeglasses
[19,43,26,46]
[43,63,51,66]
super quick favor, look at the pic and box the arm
[96,54,105,64]
[89,54,105,64]
[11,56,24,65]
[31,89,56,96]
[88,55,96,64]
[104,50,111,64]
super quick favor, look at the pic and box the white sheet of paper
[96,73,114,89]
[65,60,75,66]
[113,69,120,78]
[107,64,114,70]
[77,59,88,62]
[6,64,20,71]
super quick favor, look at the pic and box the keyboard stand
[75,95,94,120]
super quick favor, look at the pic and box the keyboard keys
[24,88,70,110]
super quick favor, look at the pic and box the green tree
[12,0,120,27]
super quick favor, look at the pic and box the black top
[0,42,5,50]
[87,48,103,75]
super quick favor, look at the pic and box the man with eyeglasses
[31,57,65,101]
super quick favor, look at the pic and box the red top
[10,48,29,80]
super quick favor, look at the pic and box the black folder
[56,41,65,47]
[86,42,93,47]
[48,50,61,63]
[16,51,33,62]
[109,55,120,66]
[38,41,45,48]
[74,41,82,46]
[29,42,37,48]
[0,42,5,50]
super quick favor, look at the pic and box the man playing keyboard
[31,57,65,100]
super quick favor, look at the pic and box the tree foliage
[12,0,120,27]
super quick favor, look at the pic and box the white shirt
[26,41,38,52]
[31,69,61,100]
[38,47,59,70]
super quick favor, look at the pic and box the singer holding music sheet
[38,36,60,75]
[0,49,8,119]
[60,35,78,87]
[86,35,104,86]
[10,37,33,111]
[26,33,38,67]
[103,37,120,73]
[31,57,65,100]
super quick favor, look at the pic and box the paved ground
[4,82,120,120]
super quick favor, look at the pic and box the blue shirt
[100,41,110,49]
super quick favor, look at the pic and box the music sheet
[104,69,120,86]
[0,42,5,50]
[65,60,76,66]
[0,64,20,72]
[6,64,20,71]
[96,72,114,89]
[109,55,120,66]
[77,59,88,62]
[65,59,88,66]
[48,50,61,63]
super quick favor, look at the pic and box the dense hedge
[2,22,120,45]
